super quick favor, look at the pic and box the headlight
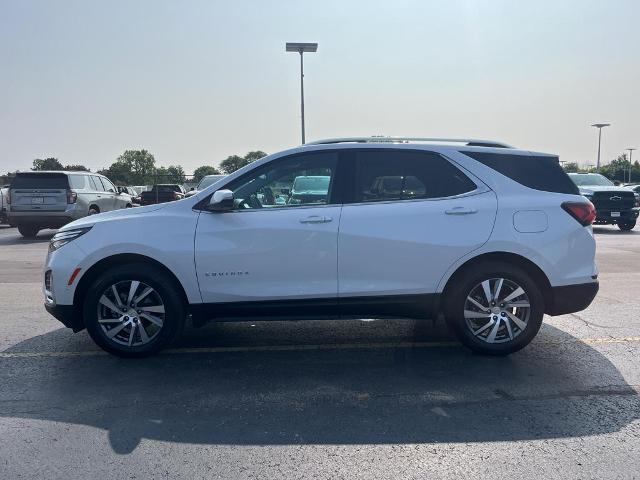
[49,227,92,252]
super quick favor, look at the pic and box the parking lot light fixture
[626,148,636,183]
[591,123,611,173]
[286,42,318,145]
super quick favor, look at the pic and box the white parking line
[0,336,639,358]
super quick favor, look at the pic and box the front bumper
[44,303,84,332]
[594,207,639,224]
[546,281,599,316]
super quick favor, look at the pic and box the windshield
[197,175,225,190]
[569,174,614,187]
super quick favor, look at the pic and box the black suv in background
[569,173,639,230]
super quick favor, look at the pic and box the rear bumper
[8,213,74,228]
[44,303,84,332]
[546,281,599,316]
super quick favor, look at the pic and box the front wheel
[444,262,544,356]
[83,264,186,358]
[618,220,636,231]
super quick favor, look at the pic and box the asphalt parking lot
[0,225,639,479]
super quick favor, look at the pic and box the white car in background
[43,137,598,357]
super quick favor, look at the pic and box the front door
[195,151,341,305]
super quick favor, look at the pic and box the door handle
[299,215,333,224]
[445,207,478,215]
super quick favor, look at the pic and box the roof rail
[305,137,513,148]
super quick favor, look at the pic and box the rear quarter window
[68,174,87,189]
[462,152,579,195]
[10,173,69,189]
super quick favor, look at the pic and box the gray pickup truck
[8,171,133,238]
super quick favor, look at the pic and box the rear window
[462,152,579,195]
[10,173,69,190]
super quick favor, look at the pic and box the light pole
[286,42,318,144]
[591,123,610,173]
[627,148,636,183]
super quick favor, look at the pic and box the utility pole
[286,42,318,144]
[591,123,611,173]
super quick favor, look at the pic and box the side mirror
[207,189,234,211]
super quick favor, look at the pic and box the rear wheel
[88,206,99,215]
[444,262,544,355]
[618,220,636,231]
[18,225,39,238]
[83,264,186,358]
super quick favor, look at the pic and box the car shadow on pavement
[0,228,56,244]
[593,226,638,235]
[0,321,637,454]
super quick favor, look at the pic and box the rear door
[338,149,497,298]
[9,173,69,213]
[88,175,108,211]
[97,177,119,211]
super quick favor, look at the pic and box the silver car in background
[7,171,133,238]
[185,174,226,197]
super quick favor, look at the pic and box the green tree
[562,162,579,173]
[32,157,63,171]
[116,149,157,185]
[63,164,90,172]
[165,165,186,183]
[600,154,630,183]
[220,151,267,174]
[193,165,221,182]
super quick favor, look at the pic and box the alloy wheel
[463,277,531,344]
[96,280,165,347]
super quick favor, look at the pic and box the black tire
[88,206,99,215]
[83,263,186,358]
[18,225,39,238]
[618,220,636,231]
[444,261,545,356]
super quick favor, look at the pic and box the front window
[227,152,337,209]
[569,173,614,187]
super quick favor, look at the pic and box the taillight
[562,201,596,226]
[66,190,77,204]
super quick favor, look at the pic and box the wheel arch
[73,253,189,326]
[441,251,553,312]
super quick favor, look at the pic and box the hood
[578,185,635,196]
[59,204,167,231]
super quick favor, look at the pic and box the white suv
[43,138,599,357]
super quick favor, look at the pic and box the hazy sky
[1,0,639,173]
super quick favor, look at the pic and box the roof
[15,170,96,175]
[305,137,513,149]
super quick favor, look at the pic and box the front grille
[591,191,635,211]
